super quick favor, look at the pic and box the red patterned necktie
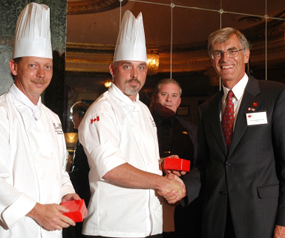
[222,90,234,149]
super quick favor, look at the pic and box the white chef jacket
[79,84,163,237]
[0,84,75,238]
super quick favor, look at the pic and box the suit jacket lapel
[228,76,261,157]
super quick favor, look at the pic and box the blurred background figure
[68,101,90,238]
[151,78,202,238]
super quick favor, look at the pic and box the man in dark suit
[151,78,197,161]
[151,78,202,238]
[182,27,285,238]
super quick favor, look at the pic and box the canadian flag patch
[91,116,100,124]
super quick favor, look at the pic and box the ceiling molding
[67,0,128,15]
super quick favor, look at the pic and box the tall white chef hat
[13,2,52,59]
[113,10,147,63]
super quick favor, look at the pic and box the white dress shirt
[221,73,249,131]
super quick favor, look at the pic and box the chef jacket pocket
[257,184,279,199]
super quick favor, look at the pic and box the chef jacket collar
[109,83,140,105]
[9,83,42,120]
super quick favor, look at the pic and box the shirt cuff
[2,193,36,229]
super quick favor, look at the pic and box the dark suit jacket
[152,110,197,161]
[183,76,285,238]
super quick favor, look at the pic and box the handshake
[158,172,186,204]
[157,157,189,204]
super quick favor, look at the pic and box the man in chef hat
[0,3,80,238]
[79,10,185,238]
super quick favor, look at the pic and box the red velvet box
[62,199,87,222]
[163,158,191,172]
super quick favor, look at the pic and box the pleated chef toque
[113,10,147,63]
[13,2,52,59]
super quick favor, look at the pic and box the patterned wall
[0,0,67,95]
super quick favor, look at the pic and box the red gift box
[163,158,191,172]
[62,199,87,222]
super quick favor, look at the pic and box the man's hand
[164,169,187,177]
[158,173,186,204]
[62,193,81,202]
[162,155,187,177]
[274,225,285,238]
[27,203,75,231]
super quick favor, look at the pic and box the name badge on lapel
[246,111,268,126]
[53,123,64,134]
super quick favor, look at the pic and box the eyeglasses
[211,48,244,60]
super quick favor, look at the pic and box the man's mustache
[31,79,48,84]
[126,78,141,85]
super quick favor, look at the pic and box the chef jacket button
[225,161,231,166]
[49,129,51,132]
[51,152,54,157]
[219,191,227,195]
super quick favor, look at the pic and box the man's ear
[9,59,18,76]
[244,48,250,64]
[109,63,115,77]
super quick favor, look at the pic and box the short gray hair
[153,78,182,96]
[208,27,249,57]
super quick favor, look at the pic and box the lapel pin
[248,107,256,112]
[248,102,257,112]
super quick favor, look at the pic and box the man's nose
[131,68,138,78]
[221,51,230,61]
[37,67,45,78]
[166,95,172,101]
